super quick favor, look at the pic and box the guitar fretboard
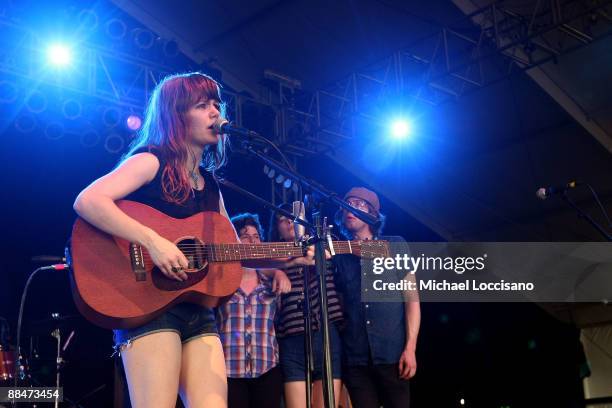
[196,240,388,262]
[205,242,303,262]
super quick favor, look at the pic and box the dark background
[0,110,588,407]
[1,0,608,406]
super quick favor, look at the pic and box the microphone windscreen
[292,201,306,240]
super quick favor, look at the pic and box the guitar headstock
[356,240,390,259]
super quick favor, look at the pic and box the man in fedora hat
[332,187,420,408]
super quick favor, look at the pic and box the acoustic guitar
[69,200,389,329]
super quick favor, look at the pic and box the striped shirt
[276,262,343,338]
[217,271,279,378]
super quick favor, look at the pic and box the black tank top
[115,146,221,329]
[125,146,220,217]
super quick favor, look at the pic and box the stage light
[263,165,276,179]
[132,28,155,49]
[14,114,37,133]
[80,129,101,148]
[102,107,121,127]
[126,114,142,131]
[25,91,47,114]
[105,18,127,40]
[62,99,82,120]
[44,122,64,140]
[161,38,179,57]
[77,9,99,32]
[0,81,18,104]
[390,119,412,140]
[104,133,125,154]
[46,44,72,67]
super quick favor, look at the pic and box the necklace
[190,169,199,190]
[188,148,199,191]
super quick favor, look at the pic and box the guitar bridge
[130,243,146,281]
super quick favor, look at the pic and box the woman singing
[74,72,291,408]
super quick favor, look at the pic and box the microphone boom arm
[240,140,379,227]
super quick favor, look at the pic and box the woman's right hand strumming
[146,233,190,281]
[73,152,190,282]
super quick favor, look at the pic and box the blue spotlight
[46,43,72,67]
[390,119,412,140]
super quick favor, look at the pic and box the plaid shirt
[217,271,279,378]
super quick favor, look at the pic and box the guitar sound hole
[176,238,207,271]
[151,237,209,291]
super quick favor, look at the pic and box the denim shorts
[113,303,218,354]
[278,323,342,381]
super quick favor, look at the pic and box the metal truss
[0,16,169,111]
[267,0,612,155]
[0,14,267,127]
[3,0,611,158]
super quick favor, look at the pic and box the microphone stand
[12,264,67,408]
[51,328,62,408]
[313,209,334,408]
[232,138,379,408]
[561,191,612,241]
[303,259,314,408]
[240,142,378,226]
[15,265,67,387]
[215,178,306,228]
[295,199,314,408]
[215,177,316,405]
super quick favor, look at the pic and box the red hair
[124,72,228,204]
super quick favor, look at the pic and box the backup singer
[217,213,288,408]
[269,204,344,408]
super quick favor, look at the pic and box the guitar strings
[132,241,388,264]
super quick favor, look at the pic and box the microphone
[39,264,69,271]
[536,180,579,200]
[62,330,75,352]
[292,201,306,242]
[213,117,259,138]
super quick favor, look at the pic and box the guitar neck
[205,240,383,262]
[327,240,388,258]
[205,242,302,262]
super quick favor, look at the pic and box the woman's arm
[74,153,159,244]
[73,153,189,280]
